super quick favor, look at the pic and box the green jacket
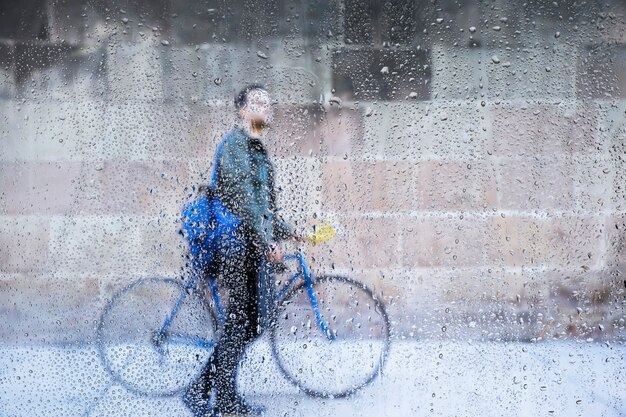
[211,126,293,247]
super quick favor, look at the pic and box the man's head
[235,84,273,137]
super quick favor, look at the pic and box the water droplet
[408,92,418,99]
[257,51,268,59]
[469,26,476,33]
[380,66,389,75]
[491,55,500,64]
[214,78,222,85]
[329,96,342,106]
[121,17,129,24]
[493,26,501,31]
[160,39,170,46]
[555,31,561,38]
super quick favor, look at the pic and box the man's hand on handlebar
[267,232,307,262]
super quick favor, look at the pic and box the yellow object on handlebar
[305,222,336,244]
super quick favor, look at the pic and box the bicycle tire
[270,275,391,398]
[97,277,217,397]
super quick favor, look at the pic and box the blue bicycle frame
[153,247,335,351]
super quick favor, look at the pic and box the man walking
[182,84,296,417]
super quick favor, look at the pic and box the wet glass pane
[1,0,625,416]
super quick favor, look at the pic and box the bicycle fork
[153,274,215,355]
[295,250,336,342]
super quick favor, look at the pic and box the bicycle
[96,223,391,400]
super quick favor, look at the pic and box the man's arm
[268,165,295,241]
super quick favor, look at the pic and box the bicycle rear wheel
[270,275,390,398]
[97,277,216,397]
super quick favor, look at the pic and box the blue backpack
[180,186,243,270]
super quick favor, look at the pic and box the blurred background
[0,0,625,347]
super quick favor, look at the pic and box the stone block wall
[0,0,625,343]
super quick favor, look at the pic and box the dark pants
[185,237,263,415]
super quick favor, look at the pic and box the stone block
[400,214,488,268]
[106,42,164,102]
[0,99,107,161]
[265,105,326,158]
[161,46,220,103]
[0,161,99,215]
[431,44,487,101]
[605,215,626,265]
[0,43,15,99]
[577,44,626,99]
[307,215,400,269]
[98,160,189,215]
[322,160,417,212]
[331,47,430,101]
[268,104,366,159]
[138,214,188,277]
[265,59,327,106]
[491,102,598,156]
[485,215,605,269]
[494,156,575,210]
[572,155,614,212]
[26,46,108,103]
[486,44,577,100]
[417,159,498,210]
[0,216,49,273]
[274,157,323,219]
[48,215,144,276]
[367,102,492,160]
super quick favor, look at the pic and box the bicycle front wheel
[97,277,216,397]
[270,275,390,398]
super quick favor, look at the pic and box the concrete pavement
[0,338,624,417]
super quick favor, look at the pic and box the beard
[242,118,268,139]
[251,119,267,130]
[244,118,269,139]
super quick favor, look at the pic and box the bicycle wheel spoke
[97,278,216,397]
[271,275,390,398]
